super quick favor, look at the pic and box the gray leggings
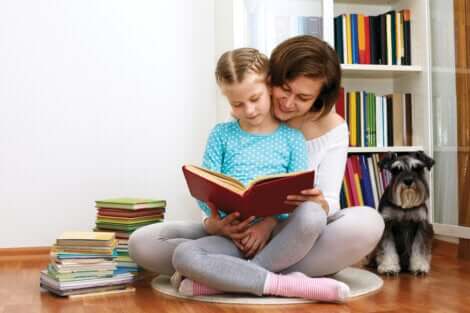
[128,203,384,296]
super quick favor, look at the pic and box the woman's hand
[285,187,329,215]
[238,216,277,258]
[203,202,255,240]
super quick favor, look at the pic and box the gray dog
[371,151,435,275]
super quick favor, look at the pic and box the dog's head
[379,151,435,209]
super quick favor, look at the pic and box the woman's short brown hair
[269,35,341,117]
[215,48,269,85]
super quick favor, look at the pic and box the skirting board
[433,223,470,239]
[0,246,50,257]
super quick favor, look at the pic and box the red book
[345,157,359,206]
[336,87,345,119]
[182,165,315,219]
[97,208,165,217]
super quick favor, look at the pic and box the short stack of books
[94,198,166,272]
[40,231,135,297]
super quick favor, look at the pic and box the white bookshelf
[348,146,424,154]
[341,64,422,78]
[215,0,434,219]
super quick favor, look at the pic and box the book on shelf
[182,165,315,219]
[95,198,166,210]
[336,88,413,148]
[334,9,411,65]
[340,153,393,209]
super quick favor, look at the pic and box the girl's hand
[203,202,255,240]
[285,187,329,215]
[239,216,277,258]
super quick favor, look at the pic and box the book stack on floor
[40,231,135,297]
[94,198,166,273]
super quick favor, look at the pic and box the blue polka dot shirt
[198,120,308,220]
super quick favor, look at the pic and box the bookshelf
[215,0,433,216]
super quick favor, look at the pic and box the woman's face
[271,76,324,121]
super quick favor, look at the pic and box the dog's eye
[412,166,424,173]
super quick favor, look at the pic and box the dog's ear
[415,151,435,170]
[378,152,397,170]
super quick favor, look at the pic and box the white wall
[0,0,215,248]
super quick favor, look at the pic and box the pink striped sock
[178,278,224,296]
[263,272,350,302]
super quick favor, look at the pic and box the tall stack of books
[94,198,166,273]
[40,232,134,297]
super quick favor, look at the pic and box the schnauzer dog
[373,151,435,275]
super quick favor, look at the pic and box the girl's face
[221,73,272,131]
[271,76,324,121]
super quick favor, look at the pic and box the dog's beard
[395,183,425,208]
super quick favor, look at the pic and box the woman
[128,35,384,302]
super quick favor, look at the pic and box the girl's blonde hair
[215,48,269,85]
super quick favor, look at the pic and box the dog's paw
[410,255,430,275]
[377,261,401,276]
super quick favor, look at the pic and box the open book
[182,165,314,219]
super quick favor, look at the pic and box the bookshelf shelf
[341,64,422,78]
[348,146,424,153]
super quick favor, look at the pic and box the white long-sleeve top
[201,122,349,221]
[306,122,349,216]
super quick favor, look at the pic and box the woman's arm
[286,124,349,216]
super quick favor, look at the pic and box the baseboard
[0,246,50,257]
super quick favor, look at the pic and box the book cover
[402,9,411,65]
[95,198,166,210]
[380,14,387,65]
[182,165,314,219]
[342,14,348,64]
[57,232,115,241]
[352,156,365,206]
[358,14,366,64]
[351,14,359,64]
[97,207,164,217]
[364,15,371,64]
[369,16,378,64]
[359,155,375,208]
[345,158,359,206]
[334,16,344,62]
[392,93,404,146]
[335,87,345,119]
[404,93,413,145]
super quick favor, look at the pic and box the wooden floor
[1,240,469,313]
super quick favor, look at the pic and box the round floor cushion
[151,267,383,304]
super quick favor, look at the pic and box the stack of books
[40,232,135,297]
[94,198,166,272]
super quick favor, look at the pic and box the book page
[247,170,311,189]
[185,165,246,194]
